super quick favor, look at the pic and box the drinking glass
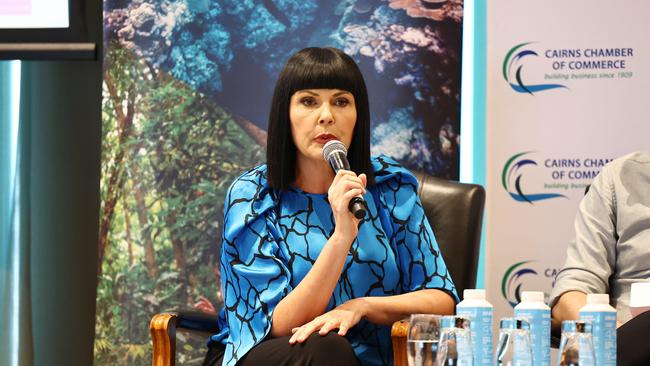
[494,317,533,366]
[557,320,596,366]
[407,314,442,366]
[435,315,473,366]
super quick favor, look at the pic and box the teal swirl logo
[503,42,568,94]
[501,261,538,308]
[502,151,567,203]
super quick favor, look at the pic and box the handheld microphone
[322,140,367,219]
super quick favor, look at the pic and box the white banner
[485,0,650,335]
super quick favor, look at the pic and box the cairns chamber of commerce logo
[502,151,567,204]
[503,42,568,94]
[502,261,538,307]
[503,42,635,94]
[501,261,558,308]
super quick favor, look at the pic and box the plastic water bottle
[456,289,493,366]
[579,294,616,366]
[514,291,550,366]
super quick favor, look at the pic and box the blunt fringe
[266,47,375,190]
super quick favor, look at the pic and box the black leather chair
[151,172,486,366]
[412,172,485,297]
[618,310,650,366]
[391,172,485,366]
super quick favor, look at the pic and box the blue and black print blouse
[210,155,457,366]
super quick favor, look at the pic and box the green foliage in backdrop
[95,42,264,365]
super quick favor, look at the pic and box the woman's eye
[334,98,350,107]
[300,97,317,106]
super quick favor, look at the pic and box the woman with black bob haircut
[204,47,458,366]
[266,47,375,189]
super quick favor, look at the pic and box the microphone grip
[348,196,367,219]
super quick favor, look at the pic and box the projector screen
[0,0,69,29]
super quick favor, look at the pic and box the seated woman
[203,47,458,366]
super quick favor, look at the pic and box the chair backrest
[413,172,486,301]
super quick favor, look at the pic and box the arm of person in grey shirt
[550,164,617,329]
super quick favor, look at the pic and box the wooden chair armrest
[150,310,219,366]
[391,319,409,366]
[150,313,179,366]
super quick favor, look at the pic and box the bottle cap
[630,282,650,317]
[463,289,486,301]
[562,320,592,334]
[441,315,471,329]
[630,282,650,307]
[586,293,609,305]
[521,291,545,303]
[500,317,530,330]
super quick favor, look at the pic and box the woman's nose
[318,105,334,124]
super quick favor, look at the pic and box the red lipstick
[314,133,338,144]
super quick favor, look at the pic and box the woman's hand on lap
[288,298,369,344]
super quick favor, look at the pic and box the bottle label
[580,311,616,366]
[514,308,551,366]
[457,306,493,366]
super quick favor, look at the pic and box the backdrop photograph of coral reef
[96,0,463,364]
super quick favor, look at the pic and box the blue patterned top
[210,155,457,366]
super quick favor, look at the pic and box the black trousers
[202,332,360,366]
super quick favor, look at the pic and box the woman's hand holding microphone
[327,170,367,241]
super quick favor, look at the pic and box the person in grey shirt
[550,151,650,328]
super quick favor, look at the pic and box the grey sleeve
[549,166,617,307]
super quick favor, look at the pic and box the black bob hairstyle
[266,47,375,190]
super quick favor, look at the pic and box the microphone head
[322,140,347,161]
